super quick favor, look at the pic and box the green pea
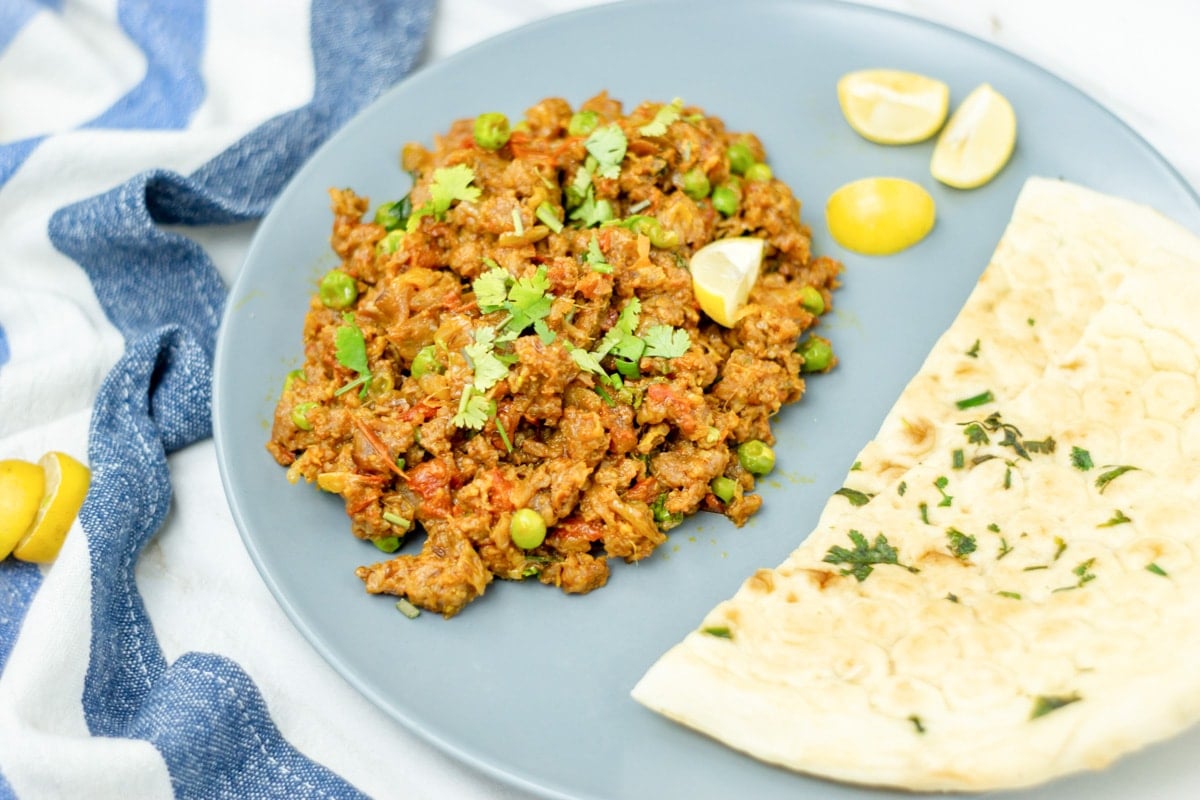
[568,110,600,137]
[291,402,317,431]
[373,536,401,553]
[410,345,443,378]
[510,508,547,550]
[319,270,358,310]
[681,168,711,200]
[368,370,394,398]
[376,229,404,255]
[799,336,834,373]
[710,476,737,504]
[744,162,773,183]
[799,286,825,315]
[737,440,775,476]
[711,184,740,217]
[374,197,410,230]
[283,368,306,392]
[629,216,679,249]
[473,112,511,150]
[726,142,755,175]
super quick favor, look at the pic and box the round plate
[213,1,1200,798]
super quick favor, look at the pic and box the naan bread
[631,178,1200,792]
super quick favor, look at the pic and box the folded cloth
[0,1,448,797]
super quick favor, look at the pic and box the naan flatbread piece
[632,178,1200,791]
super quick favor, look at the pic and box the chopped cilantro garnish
[1070,446,1094,471]
[452,385,494,430]
[1053,536,1067,560]
[823,530,912,582]
[1030,694,1080,719]
[584,234,612,273]
[464,326,508,392]
[934,476,952,507]
[473,266,511,310]
[965,339,981,358]
[952,448,964,469]
[955,389,995,410]
[945,593,959,603]
[997,537,1013,559]
[568,345,608,378]
[897,480,907,496]
[946,527,977,559]
[997,591,1022,600]
[908,715,926,734]
[1053,558,1097,592]
[407,164,481,230]
[1095,465,1139,493]
[535,201,563,233]
[918,502,930,525]
[850,460,863,471]
[1146,562,1168,577]
[834,487,873,507]
[333,313,372,397]
[638,97,683,136]
[1098,509,1131,528]
[643,324,691,358]
[701,625,732,639]
[474,265,556,340]
[584,124,628,179]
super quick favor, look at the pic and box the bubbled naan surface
[632,179,1200,791]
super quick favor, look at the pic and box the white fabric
[0,1,1196,799]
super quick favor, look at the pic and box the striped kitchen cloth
[0,1,440,797]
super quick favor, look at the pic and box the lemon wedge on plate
[837,69,950,145]
[931,83,1017,189]
[0,459,45,559]
[826,177,936,256]
[12,452,91,564]
[690,237,765,327]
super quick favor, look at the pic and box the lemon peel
[0,459,45,559]
[689,237,765,327]
[837,69,950,145]
[826,177,936,256]
[931,83,1017,189]
[12,452,91,564]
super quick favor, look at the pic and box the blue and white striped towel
[0,2,542,797]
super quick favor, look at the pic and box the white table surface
[351,0,1199,796]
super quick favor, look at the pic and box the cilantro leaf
[638,98,683,137]
[333,313,372,397]
[1030,694,1081,720]
[946,527,977,559]
[464,326,508,392]
[1070,446,1094,471]
[584,124,627,179]
[1095,465,1138,493]
[473,266,511,311]
[452,385,493,430]
[834,487,873,507]
[569,190,615,228]
[568,345,608,379]
[643,324,691,358]
[584,234,612,274]
[823,530,909,582]
[429,164,480,215]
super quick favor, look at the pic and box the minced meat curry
[267,93,841,617]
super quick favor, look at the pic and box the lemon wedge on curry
[0,459,45,559]
[826,177,936,256]
[12,452,91,564]
[690,236,765,327]
[837,69,950,145]
[931,83,1017,189]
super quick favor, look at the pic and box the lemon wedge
[689,237,765,327]
[12,452,91,564]
[931,83,1017,189]
[837,69,950,145]
[826,177,936,256]
[0,459,45,559]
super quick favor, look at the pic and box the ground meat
[268,94,841,616]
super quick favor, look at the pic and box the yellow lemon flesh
[0,459,45,559]
[13,452,91,564]
[689,236,765,327]
[826,177,936,256]
[931,83,1017,189]
[837,69,950,145]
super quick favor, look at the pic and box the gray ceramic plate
[213,1,1200,798]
